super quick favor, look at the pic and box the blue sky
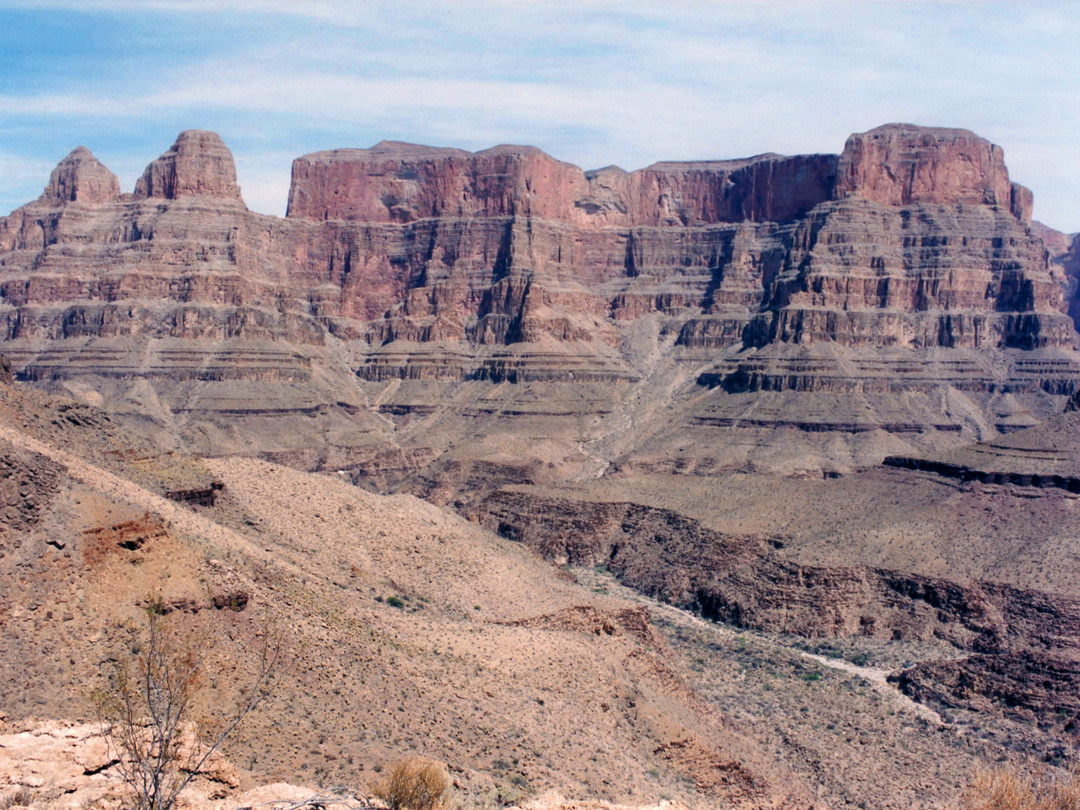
[1,1,1077,231]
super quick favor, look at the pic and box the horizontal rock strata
[476,489,1080,654]
[1,123,1079,474]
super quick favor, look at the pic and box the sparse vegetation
[92,601,278,810]
[373,757,450,810]
[959,765,1080,810]
[0,787,33,810]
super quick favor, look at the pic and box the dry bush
[374,758,450,810]
[0,787,34,810]
[93,603,278,810]
[960,766,1080,810]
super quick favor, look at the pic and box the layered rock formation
[833,124,1028,216]
[1036,221,1080,332]
[473,424,1080,765]
[5,122,1080,803]
[0,123,1078,479]
[134,129,244,201]
[40,147,120,205]
[286,141,837,226]
[0,131,391,467]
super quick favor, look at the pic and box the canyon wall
[0,123,1078,476]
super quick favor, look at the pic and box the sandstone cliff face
[134,130,244,201]
[834,124,1013,208]
[1036,222,1080,332]
[283,123,1069,373]
[286,142,837,227]
[40,147,120,205]
[1,124,1078,474]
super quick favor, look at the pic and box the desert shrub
[0,787,34,810]
[374,758,450,810]
[386,595,406,609]
[959,766,1080,810]
[93,603,278,810]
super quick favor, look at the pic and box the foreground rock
[0,720,687,810]
[0,721,250,810]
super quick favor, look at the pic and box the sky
[0,1,1077,231]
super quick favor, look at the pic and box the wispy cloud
[0,2,1077,228]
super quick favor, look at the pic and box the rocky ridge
[1,123,1079,482]
[0,377,829,810]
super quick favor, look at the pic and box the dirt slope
[0,380,811,810]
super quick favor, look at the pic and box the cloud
[0,2,1078,228]
[0,151,54,203]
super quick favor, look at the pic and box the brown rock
[286,141,589,223]
[835,123,1015,211]
[1035,221,1080,331]
[891,651,1080,732]
[1009,181,1033,224]
[0,123,1078,485]
[287,142,835,226]
[39,147,120,205]
[134,130,243,201]
[620,152,836,225]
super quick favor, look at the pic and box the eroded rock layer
[0,123,1078,477]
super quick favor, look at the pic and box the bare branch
[93,604,281,810]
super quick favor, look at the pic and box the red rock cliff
[287,144,837,226]
[134,130,244,202]
[0,124,1075,396]
[40,146,120,205]
[835,123,1015,209]
[286,142,589,223]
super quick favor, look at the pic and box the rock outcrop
[1036,222,1080,331]
[287,142,837,226]
[39,147,120,205]
[134,130,243,201]
[476,488,1080,653]
[834,124,1014,208]
[890,651,1080,739]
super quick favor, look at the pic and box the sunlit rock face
[0,123,1078,480]
[134,129,244,202]
[40,146,121,205]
